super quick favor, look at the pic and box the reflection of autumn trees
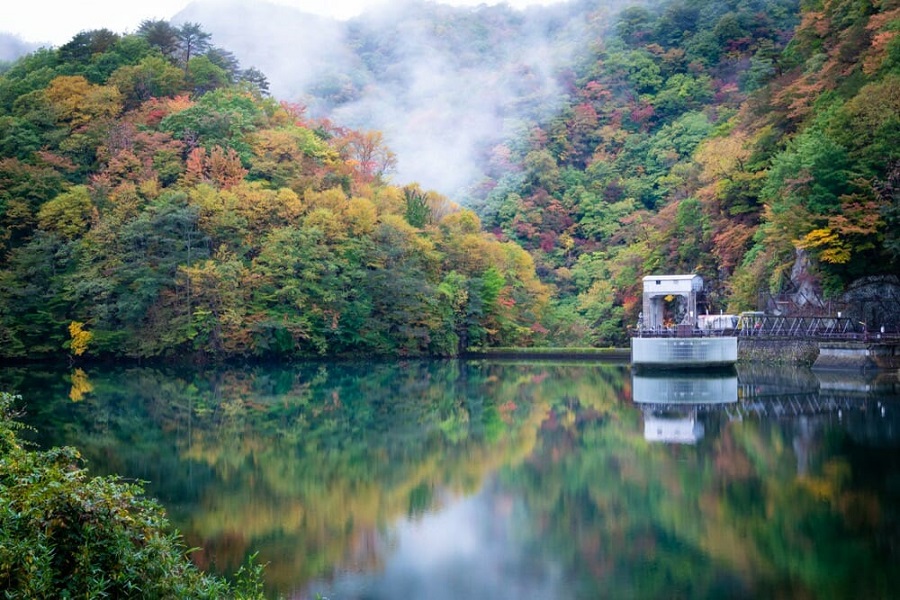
[507,390,899,599]
[172,361,563,589]
[9,362,897,596]
[6,361,627,594]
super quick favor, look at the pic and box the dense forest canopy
[0,20,550,360]
[470,0,900,344]
[1,0,898,358]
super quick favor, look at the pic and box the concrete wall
[630,335,898,370]
[814,342,900,371]
[737,339,819,367]
[738,339,900,370]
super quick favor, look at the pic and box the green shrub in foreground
[0,392,265,599]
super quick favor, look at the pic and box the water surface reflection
[2,361,898,599]
[633,371,738,444]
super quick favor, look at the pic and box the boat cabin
[641,274,702,331]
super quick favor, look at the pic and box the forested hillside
[0,22,550,360]
[2,0,898,358]
[473,0,900,344]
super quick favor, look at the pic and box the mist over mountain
[0,33,41,63]
[174,0,629,197]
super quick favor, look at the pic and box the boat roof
[642,274,702,281]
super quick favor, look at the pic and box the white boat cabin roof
[642,274,703,295]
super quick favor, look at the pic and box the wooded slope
[473,0,900,344]
[0,23,550,360]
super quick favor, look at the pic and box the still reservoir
[2,360,899,599]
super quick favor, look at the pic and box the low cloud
[176,0,619,199]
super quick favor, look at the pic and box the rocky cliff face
[776,250,899,333]
[788,249,826,310]
[841,276,900,333]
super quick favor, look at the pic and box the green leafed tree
[0,392,266,598]
[177,22,212,72]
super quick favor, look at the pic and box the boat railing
[632,317,900,341]
[632,326,735,338]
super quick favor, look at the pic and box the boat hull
[632,371,738,404]
[631,336,737,369]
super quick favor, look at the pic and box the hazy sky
[5,0,566,45]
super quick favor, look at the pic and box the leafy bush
[0,392,265,599]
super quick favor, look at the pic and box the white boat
[631,275,738,369]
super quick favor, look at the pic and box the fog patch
[176,0,621,199]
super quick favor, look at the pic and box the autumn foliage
[0,24,551,360]
[472,0,900,343]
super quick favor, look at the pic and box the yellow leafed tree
[68,321,93,356]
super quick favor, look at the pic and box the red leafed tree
[180,146,246,189]
[335,130,397,184]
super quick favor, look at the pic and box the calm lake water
[2,360,899,599]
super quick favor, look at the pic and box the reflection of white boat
[633,372,737,445]
[632,372,738,405]
[643,414,704,444]
[632,275,737,368]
